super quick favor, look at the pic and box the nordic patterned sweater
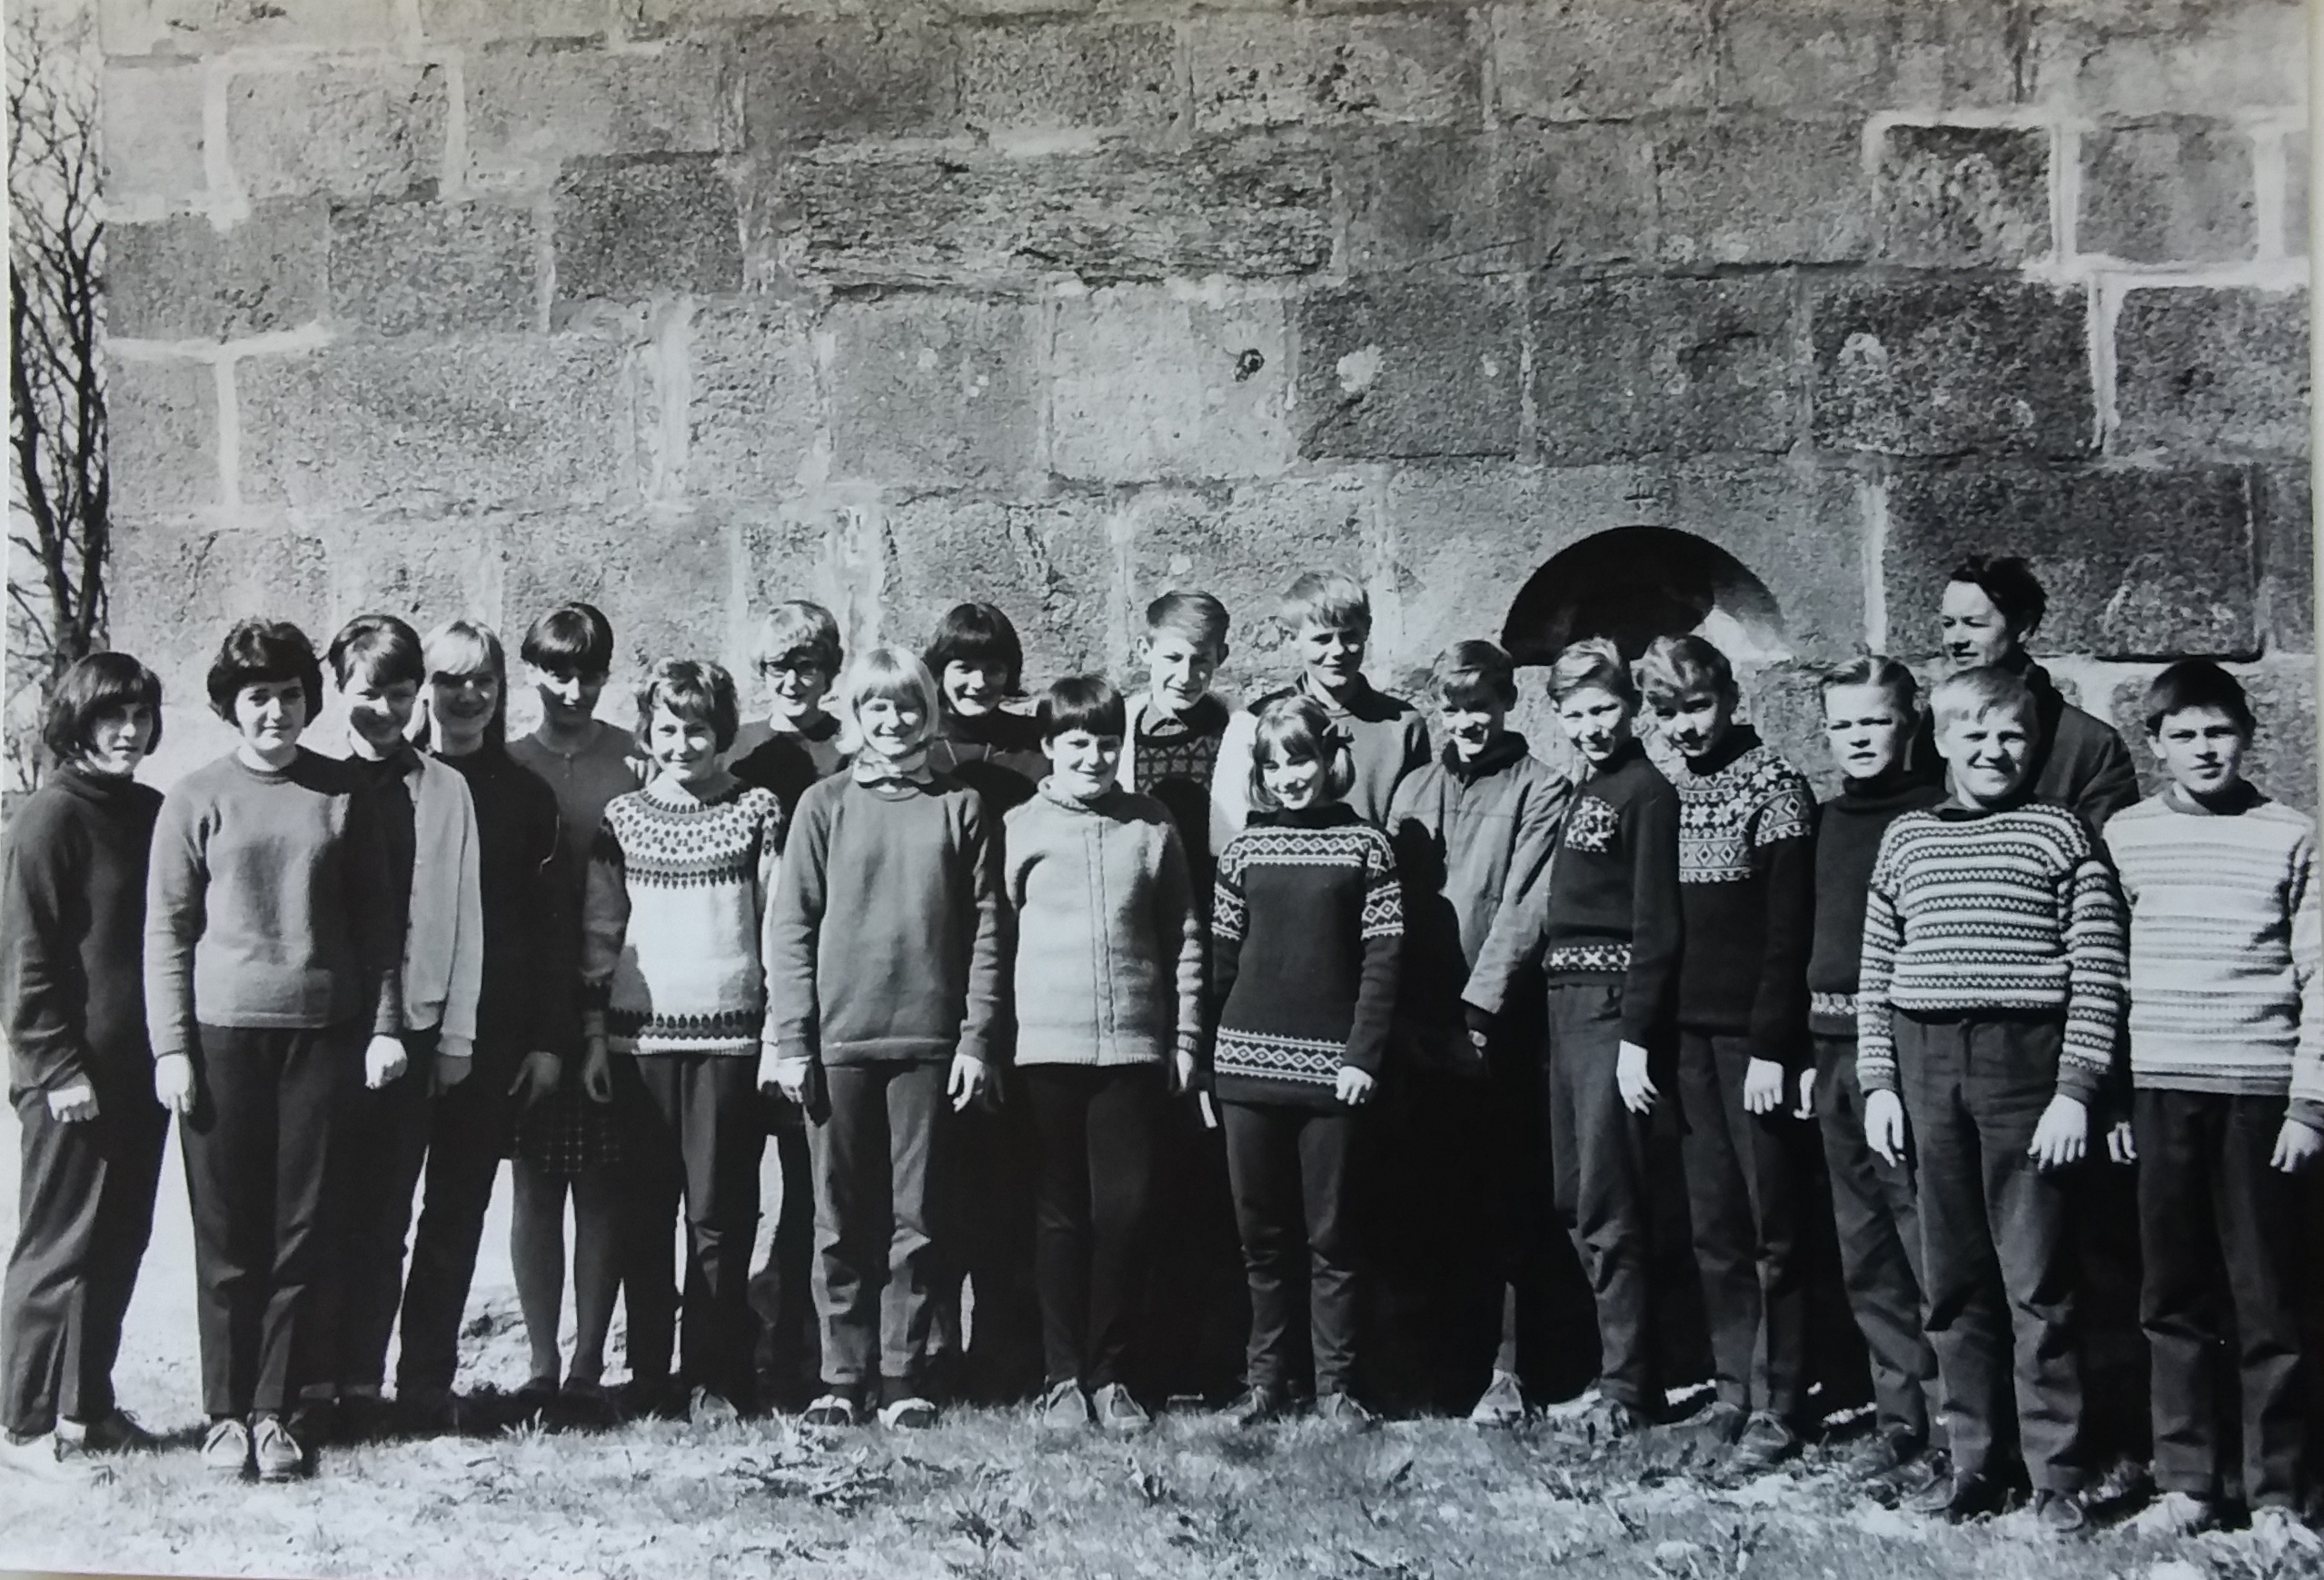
[581,779,785,1056]
[1855,798,2127,1103]
[1207,802,1402,1109]
[1665,727,1817,1068]
[2103,784,2324,1128]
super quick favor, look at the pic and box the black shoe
[617,1376,675,1420]
[1846,1428,1923,1481]
[2033,1489,2088,1535]
[1880,1446,1952,1504]
[1911,1471,2013,1523]
[1681,1400,1749,1455]
[1224,1384,1289,1427]
[1720,1412,1802,1479]
[336,1391,392,1444]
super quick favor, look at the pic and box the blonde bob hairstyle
[422,618,510,745]
[836,644,942,756]
[1246,692,1356,813]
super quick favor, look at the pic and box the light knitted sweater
[2103,785,2324,1127]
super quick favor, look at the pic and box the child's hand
[365,1034,411,1089]
[1742,1057,1785,1116]
[1863,1088,1908,1167]
[1465,1002,1495,1052]
[948,1052,989,1112]
[2270,1117,2323,1174]
[45,1079,99,1123]
[1169,1039,1198,1097]
[581,1036,613,1104]
[2106,1120,2137,1166]
[2028,1094,2089,1169]
[154,1053,197,1116]
[1793,1067,1816,1121]
[1614,1041,1657,1116]
[432,1035,474,1095]
[1335,1066,1376,1107]
[510,1050,561,1107]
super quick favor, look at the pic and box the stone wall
[95,0,2314,799]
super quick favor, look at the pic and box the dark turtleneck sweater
[927,707,1047,820]
[0,766,165,1098]
[731,711,849,826]
[1806,763,1949,1038]
[435,740,576,1058]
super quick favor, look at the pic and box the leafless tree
[7,4,106,787]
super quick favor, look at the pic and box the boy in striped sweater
[2101,662,2319,1539]
[1858,666,2127,1533]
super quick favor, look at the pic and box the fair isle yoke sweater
[2104,786,2324,1127]
[1207,802,1402,1108]
[581,780,785,1056]
[1855,799,2126,1102]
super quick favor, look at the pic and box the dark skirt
[511,1075,626,1177]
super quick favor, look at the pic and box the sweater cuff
[2052,1059,2105,1108]
[2288,1099,2324,1134]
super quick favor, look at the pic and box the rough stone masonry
[94,0,2313,800]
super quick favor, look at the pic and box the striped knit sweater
[2103,786,2324,1126]
[1856,799,2126,1102]
[581,779,785,1056]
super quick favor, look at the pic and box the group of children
[0,554,2317,1542]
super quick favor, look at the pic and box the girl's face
[645,703,720,786]
[1145,633,1223,716]
[940,660,1009,718]
[1647,684,1734,761]
[1260,748,1326,811]
[1555,686,1634,766]
[343,671,419,754]
[532,664,607,729]
[1939,580,2021,673]
[1939,705,2034,808]
[233,679,309,757]
[1822,683,1911,780]
[80,703,156,779]
[1042,728,1122,801]
[760,653,833,726]
[431,666,501,753]
[857,692,929,762]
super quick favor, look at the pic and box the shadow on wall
[1501,527,1793,667]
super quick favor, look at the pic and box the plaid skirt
[511,1078,626,1177]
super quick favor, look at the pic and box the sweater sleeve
[1464,772,1569,1019]
[767,789,829,1064]
[0,806,90,1092]
[754,794,787,1049]
[525,790,579,1057]
[1854,828,1905,1095]
[442,772,485,1046]
[2288,822,2324,1129]
[344,783,408,1038]
[1210,711,1256,857]
[956,790,1008,1068]
[1750,775,1818,1074]
[1397,714,1433,796]
[577,810,630,1020]
[143,789,205,1064]
[1154,818,1203,1046]
[1618,780,1683,1048]
[1345,829,1405,1078]
[1202,838,1249,1072]
[2056,839,2128,1106]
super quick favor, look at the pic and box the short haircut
[752,601,843,677]
[1819,654,1921,718]
[45,651,164,763]
[327,612,425,691]
[634,658,740,753]
[207,619,323,723]
[1947,554,2047,635]
[924,601,1025,697]
[2141,659,2255,737]
[1544,636,1637,707]
[1277,571,1371,637]
[1246,693,1356,813]
[839,645,943,751]
[1037,674,1127,741]
[1634,633,1736,705]
[1145,590,1231,654]
[423,619,509,746]
[1430,640,1519,708]
[520,601,616,677]
[1929,665,2037,734]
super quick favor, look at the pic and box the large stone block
[1655,115,1873,265]
[1190,10,1479,132]
[322,512,507,636]
[101,0,397,55]
[1812,280,2094,459]
[739,17,958,147]
[685,300,824,500]
[107,205,328,343]
[2113,288,2309,459]
[1883,464,2255,660]
[958,20,1178,137]
[1877,124,2051,267]
[1342,124,1655,274]
[227,64,448,203]
[466,40,735,185]
[2079,118,2256,264]
[2253,465,2313,654]
[1296,279,1522,462]
[420,0,612,40]
[2029,0,2307,115]
[238,335,631,512]
[107,511,332,718]
[1715,0,2017,113]
[1491,0,1713,122]
[329,199,537,336]
[826,297,1039,486]
[2109,665,2314,809]
[499,505,734,687]
[1532,276,1803,464]
[555,157,742,305]
[1050,290,1291,482]
[882,492,1114,679]
[103,64,205,212]
[108,359,218,516]
[753,140,1333,287]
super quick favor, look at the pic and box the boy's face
[1555,686,1634,767]
[1938,704,2034,807]
[1295,620,1366,696]
[1938,580,2019,673]
[343,671,419,754]
[1145,632,1223,716]
[760,653,833,726]
[532,663,607,729]
[82,703,157,779]
[431,666,500,750]
[1646,684,1733,761]
[1439,691,1508,762]
[1261,749,1325,811]
[645,704,720,786]
[857,693,930,761]
[2150,704,2249,799]
[940,660,1008,718]
[233,678,309,755]
[1822,683,1911,780]
[1042,728,1123,800]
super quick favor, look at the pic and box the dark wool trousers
[628,1053,764,1407]
[1023,1063,1167,1391]
[747,1096,817,1406]
[1813,1034,1938,1449]
[1676,1028,1813,1425]
[611,1048,676,1388]
[393,1042,519,1395]
[2,1084,168,1437]
[1544,980,1664,1414]
[2071,1140,2151,1468]
[303,1028,437,1395]
[1141,1091,1249,1401]
[182,1021,357,1419]
[938,1090,1044,1404]
[1222,1099,1361,1397]
[2133,1088,2309,1508]
[1895,1012,2083,1494]
[809,1059,950,1401]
